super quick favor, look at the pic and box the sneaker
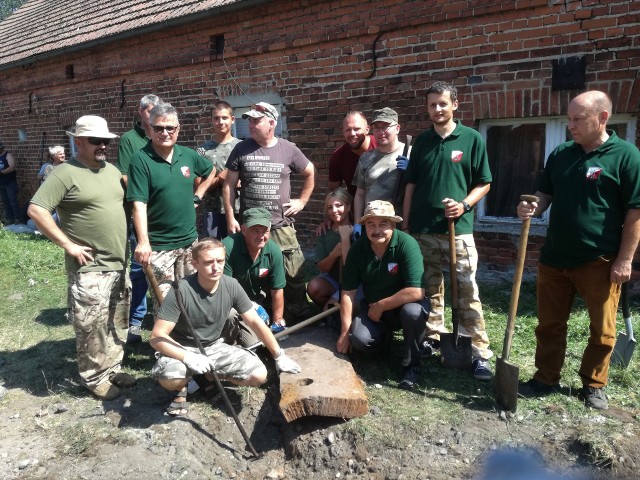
[518,378,560,398]
[399,365,421,390]
[420,339,440,357]
[88,381,121,400]
[472,358,493,381]
[110,372,137,388]
[581,386,608,410]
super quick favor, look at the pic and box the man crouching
[150,238,300,416]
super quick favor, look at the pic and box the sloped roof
[0,0,259,69]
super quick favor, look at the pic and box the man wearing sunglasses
[28,115,135,400]
[127,103,216,308]
[223,102,315,322]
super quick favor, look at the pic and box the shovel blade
[611,332,636,368]
[440,333,473,370]
[495,357,519,412]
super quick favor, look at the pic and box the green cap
[243,207,272,228]
[371,107,398,125]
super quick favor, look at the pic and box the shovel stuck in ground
[440,218,473,370]
[611,282,636,368]
[495,194,538,412]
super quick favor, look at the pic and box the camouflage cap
[359,200,403,224]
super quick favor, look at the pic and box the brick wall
[1,0,639,274]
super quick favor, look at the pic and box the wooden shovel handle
[143,264,164,307]
[448,218,459,335]
[502,195,539,360]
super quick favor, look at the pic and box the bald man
[517,90,640,410]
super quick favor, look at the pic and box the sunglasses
[151,125,179,134]
[87,137,111,146]
[251,104,276,120]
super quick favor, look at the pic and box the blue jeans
[0,180,20,223]
[129,235,148,328]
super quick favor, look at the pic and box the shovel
[440,218,473,370]
[611,282,636,368]
[495,194,538,411]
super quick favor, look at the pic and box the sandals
[166,388,188,417]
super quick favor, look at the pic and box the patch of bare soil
[0,359,638,479]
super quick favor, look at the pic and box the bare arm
[149,319,191,360]
[132,201,152,266]
[240,308,286,359]
[367,287,424,322]
[402,183,416,231]
[270,288,285,326]
[611,208,640,284]
[353,187,366,222]
[337,289,356,354]
[443,183,491,218]
[284,162,315,216]
[223,169,241,233]
[27,204,94,266]
[193,167,217,202]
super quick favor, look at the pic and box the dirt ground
[1,346,639,480]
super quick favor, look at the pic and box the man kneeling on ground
[338,200,429,390]
[150,238,301,416]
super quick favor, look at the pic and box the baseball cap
[66,115,118,138]
[370,107,398,125]
[243,207,272,228]
[242,102,278,121]
[359,200,403,224]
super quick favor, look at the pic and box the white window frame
[222,94,286,140]
[478,115,637,225]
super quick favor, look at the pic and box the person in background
[37,145,66,185]
[0,141,21,225]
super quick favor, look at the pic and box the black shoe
[518,378,560,398]
[399,365,420,390]
[580,386,608,410]
[472,358,493,381]
[420,339,440,357]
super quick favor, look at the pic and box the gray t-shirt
[353,143,405,206]
[200,137,241,214]
[226,138,310,228]
[158,274,253,348]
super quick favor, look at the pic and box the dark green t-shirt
[158,274,253,348]
[405,121,492,234]
[537,131,640,268]
[30,159,126,274]
[222,232,286,300]
[343,229,424,303]
[126,143,213,250]
[116,122,149,175]
[315,229,341,282]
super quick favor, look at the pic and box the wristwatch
[193,194,202,205]
[462,201,472,213]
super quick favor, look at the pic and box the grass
[0,229,639,470]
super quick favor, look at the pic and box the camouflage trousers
[67,270,130,388]
[151,339,263,382]
[148,243,196,314]
[270,226,311,322]
[414,233,492,360]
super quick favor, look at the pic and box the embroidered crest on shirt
[387,262,399,275]
[451,150,463,163]
[585,167,602,181]
[181,166,191,178]
[259,268,269,278]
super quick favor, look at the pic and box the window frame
[477,115,637,225]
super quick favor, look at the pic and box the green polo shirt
[116,122,149,175]
[315,229,341,282]
[538,131,640,268]
[343,229,424,304]
[405,120,492,234]
[222,232,286,301]
[127,143,213,250]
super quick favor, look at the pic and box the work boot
[110,372,138,388]
[88,381,121,400]
[472,358,493,381]
[581,386,608,410]
[127,325,142,344]
[399,365,421,390]
[518,378,560,398]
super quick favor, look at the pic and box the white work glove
[183,350,212,374]
[275,350,301,374]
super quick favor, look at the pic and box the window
[221,94,286,140]
[478,115,637,223]
[233,104,285,139]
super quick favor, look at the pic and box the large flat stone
[277,326,369,422]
